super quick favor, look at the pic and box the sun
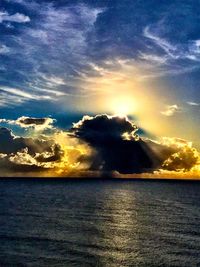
[110,96,137,117]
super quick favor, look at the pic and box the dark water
[0,179,200,267]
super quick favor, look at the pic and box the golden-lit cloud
[0,126,88,176]
[157,137,200,176]
[0,116,55,132]
[0,115,200,178]
[161,105,180,116]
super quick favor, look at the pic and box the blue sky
[0,1,200,103]
[0,0,200,177]
[0,1,200,134]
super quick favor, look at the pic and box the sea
[0,179,200,267]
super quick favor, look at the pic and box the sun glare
[110,96,136,116]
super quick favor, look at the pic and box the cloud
[0,114,199,177]
[0,127,55,154]
[35,144,63,163]
[143,22,200,65]
[0,11,30,23]
[161,105,180,116]
[155,137,200,174]
[162,146,198,172]
[139,52,167,65]
[0,45,10,55]
[0,3,104,107]
[71,114,138,142]
[0,86,54,107]
[15,116,55,131]
[0,127,64,174]
[143,26,177,58]
[0,127,84,176]
[188,40,200,60]
[0,1,200,112]
[70,114,190,174]
[0,116,55,132]
[187,101,199,106]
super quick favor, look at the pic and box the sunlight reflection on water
[0,180,200,267]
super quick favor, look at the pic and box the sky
[0,0,200,178]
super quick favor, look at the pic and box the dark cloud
[0,127,54,154]
[0,154,46,173]
[17,117,49,125]
[0,127,63,174]
[0,116,55,133]
[0,115,199,176]
[71,114,138,143]
[71,114,199,174]
[35,144,63,162]
[71,115,160,173]
[15,116,55,130]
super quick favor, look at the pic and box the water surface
[0,179,200,267]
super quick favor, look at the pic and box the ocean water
[0,179,200,267]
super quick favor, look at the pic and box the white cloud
[5,0,24,3]
[189,40,200,54]
[0,92,25,107]
[0,86,37,99]
[0,116,55,132]
[0,45,10,54]
[0,3,104,107]
[137,65,199,80]
[139,52,167,64]
[161,105,180,116]
[40,75,66,86]
[187,101,199,106]
[143,26,177,58]
[0,11,30,23]
[144,24,200,64]
[15,116,55,131]
[0,86,55,107]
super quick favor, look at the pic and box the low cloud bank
[71,114,199,174]
[0,114,199,177]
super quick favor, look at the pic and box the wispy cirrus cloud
[143,25,177,59]
[0,11,30,23]
[143,23,200,64]
[0,45,10,54]
[0,1,104,107]
[0,85,59,107]
[0,86,52,100]
[139,52,167,65]
[0,0,200,125]
[187,101,199,106]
